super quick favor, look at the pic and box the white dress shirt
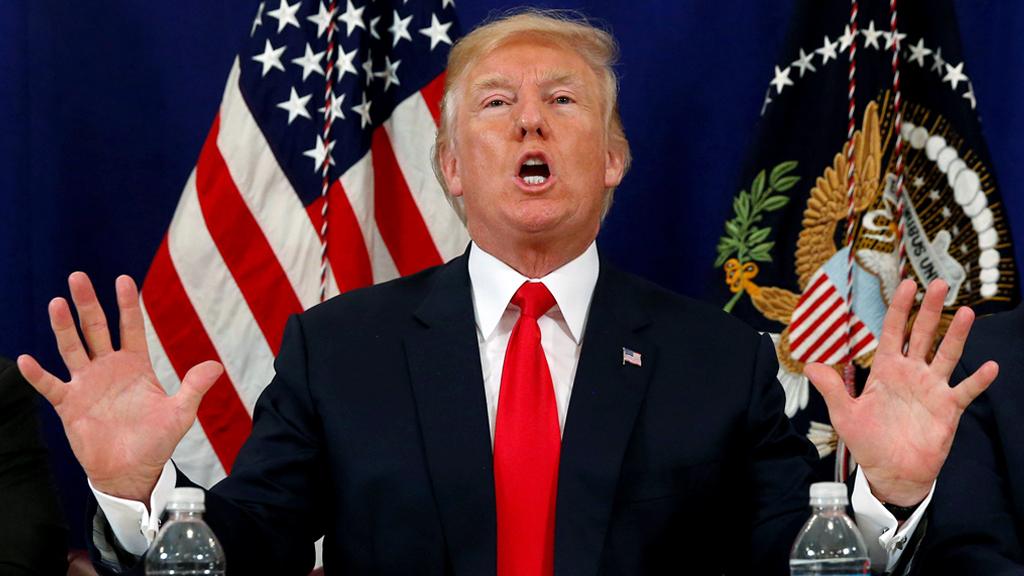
[93,240,929,572]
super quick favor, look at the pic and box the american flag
[139,0,467,488]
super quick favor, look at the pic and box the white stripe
[792,294,847,359]
[166,169,274,416]
[339,151,400,283]
[218,58,324,310]
[805,315,848,364]
[141,297,227,487]
[789,275,834,340]
[384,93,469,262]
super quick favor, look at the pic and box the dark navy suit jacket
[916,305,1024,575]
[91,252,820,575]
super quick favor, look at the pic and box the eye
[485,98,508,108]
[553,95,574,105]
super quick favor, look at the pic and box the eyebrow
[469,69,585,95]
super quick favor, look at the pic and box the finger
[877,279,917,355]
[931,306,975,380]
[49,297,90,372]
[116,275,149,354]
[805,362,850,422]
[68,272,114,358]
[907,279,948,360]
[16,354,68,406]
[174,361,224,416]
[952,360,998,409]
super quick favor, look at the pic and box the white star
[336,46,358,82]
[276,87,311,124]
[375,56,401,91]
[861,21,884,50]
[791,48,816,78]
[929,189,941,200]
[419,14,453,50]
[816,35,839,64]
[770,65,794,95]
[963,82,977,110]
[252,39,286,76]
[907,39,932,67]
[369,15,381,40]
[884,29,907,50]
[251,1,265,36]
[337,0,366,37]
[913,177,924,189]
[266,0,301,33]
[362,49,375,86]
[319,91,346,122]
[944,62,968,90]
[291,43,325,81]
[838,25,856,52]
[304,135,335,172]
[352,92,373,129]
[307,2,335,38]
[931,47,946,74]
[389,10,413,47]
[442,0,455,7]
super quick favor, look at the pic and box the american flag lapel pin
[622,347,642,367]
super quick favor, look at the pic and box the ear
[439,141,463,198]
[603,141,626,189]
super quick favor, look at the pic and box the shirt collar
[468,241,599,344]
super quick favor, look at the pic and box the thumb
[175,360,224,415]
[804,362,850,421]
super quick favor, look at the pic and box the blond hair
[431,9,632,221]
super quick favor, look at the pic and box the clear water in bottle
[789,482,870,575]
[144,487,226,576]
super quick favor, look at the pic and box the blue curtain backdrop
[1,0,1021,549]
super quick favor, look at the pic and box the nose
[515,96,548,140]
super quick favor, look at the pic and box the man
[18,11,998,575]
[914,304,1024,574]
[0,356,68,574]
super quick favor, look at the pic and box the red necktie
[494,281,560,576]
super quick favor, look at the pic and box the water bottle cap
[809,481,848,506]
[166,487,206,512]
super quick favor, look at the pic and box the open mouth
[518,157,551,186]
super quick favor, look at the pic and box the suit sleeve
[916,362,1024,575]
[743,334,819,573]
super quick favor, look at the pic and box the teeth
[524,158,544,166]
[523,175,547,185]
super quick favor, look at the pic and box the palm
[805,279,998,506]
[18,273,221,501]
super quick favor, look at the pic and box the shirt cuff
[89,460,178,556]
[851,468,934,573]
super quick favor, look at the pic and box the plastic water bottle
[789,482,870,575]
[144,487,225,576]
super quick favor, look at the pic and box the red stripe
[790,292,844,351]
[420,72,446,125]
[371,128,444,276]
[818,328,852,365]
[306,180,374,293]
[196,115,303,353]
[143,237,252,472]
[850,323,875,356]
[789,273,830,332]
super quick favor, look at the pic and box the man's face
[440,39,625,254]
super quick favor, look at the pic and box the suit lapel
[554,263,656,576]
[405,255,497,576]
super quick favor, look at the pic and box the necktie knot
[511,282,556,320]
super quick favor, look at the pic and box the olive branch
[716,160,800,311]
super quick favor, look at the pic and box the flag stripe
[790,291,844,352]
[371,128,444,276]
[218,59,326,309]
[789,273,831,338]
[197,115,304,353]
[338,152,402,283]
[306,181,375,293]
[420,72,446,125]
[143,237,252,471]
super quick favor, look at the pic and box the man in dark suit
[19,11,999,575]
[914,305,1024,574]
[0,356,68,574]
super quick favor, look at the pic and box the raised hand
[805,279,999,506]
[17,272,222,502]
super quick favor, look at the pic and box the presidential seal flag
[714,0,1019,480]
